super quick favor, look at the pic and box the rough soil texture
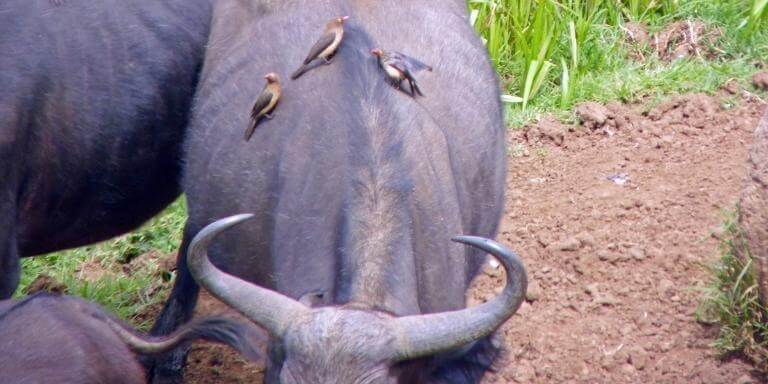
[180,92,768,383]
[622,20,723,62]
[23,273,67,295]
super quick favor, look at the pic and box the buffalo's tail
[97,313,260,361]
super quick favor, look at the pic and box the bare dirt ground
[181,90,768,383]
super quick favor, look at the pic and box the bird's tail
[244,119,258,141]
[412,80,425,97]
[291,64,310,80]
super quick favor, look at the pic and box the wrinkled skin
[150,0,507,383]
[0,0,212,298]
[0,293,259,384]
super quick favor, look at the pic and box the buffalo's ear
[298,290,326,307]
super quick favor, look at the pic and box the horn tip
[451,235,486,245]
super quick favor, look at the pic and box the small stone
[513,360,536,383]
[659,279,675,294]
[575,102,610,129]
[628,347,648,370]
[600,354,616,370]
[549,236,583,252]
[629,247,646,260]
[539,122,566,146]
[710,225,725,239]
[620,199,636,210]
[681,127,698,136]
[736,374,755,384]
[596,293,619,306]
[597,250,621,264]
[619,363,636,375]
[723,79,740,95]
[526,280,543,302]
[753,71,768,91]
[575,232,596,247]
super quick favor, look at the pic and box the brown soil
[179,92,768,383]
[754,72,768,92]
[24,273,67,295]
[622,20,723,62]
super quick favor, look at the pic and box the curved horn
[187,214,310,338]
[391,236,527,360]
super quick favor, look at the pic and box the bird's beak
[341,16,350,21]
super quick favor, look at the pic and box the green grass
[17,198,186,329]
[697,207,768,370]
[469,0,768,126]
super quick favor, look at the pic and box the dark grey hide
[151,0,507,383]
[0,293,260,384]
[0,0,212,298]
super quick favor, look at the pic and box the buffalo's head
[188,214,527,383]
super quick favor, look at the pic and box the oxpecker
[244,73,281,141]
[371,48,433,97]
[291,16,349,80]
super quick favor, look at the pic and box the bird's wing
[388,59,413,79]
[250,91,273,119]
[394,51,433,72]
[303,32,336,64]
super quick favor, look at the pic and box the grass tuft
[697,207,768,370]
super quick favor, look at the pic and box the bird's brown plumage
[291,16,348,80]
[244,73,281,141]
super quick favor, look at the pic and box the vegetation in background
[697,207,768,370]
[469,0,768,124]
[17,199,186,329]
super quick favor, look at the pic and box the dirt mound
[24,273,67,295]
[623,20,723,62]
[754,72,768,91]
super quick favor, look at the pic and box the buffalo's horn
[187,214,310,338]
[390,236,527,360]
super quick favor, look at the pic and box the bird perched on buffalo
[244,72,281,141]
[371,48,433,97]
[290,16,349,80]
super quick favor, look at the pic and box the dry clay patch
[478,91,767,383]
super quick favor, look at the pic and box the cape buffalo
[0,0,212,298]
[0,293,258,384]
[149,1,519,383]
